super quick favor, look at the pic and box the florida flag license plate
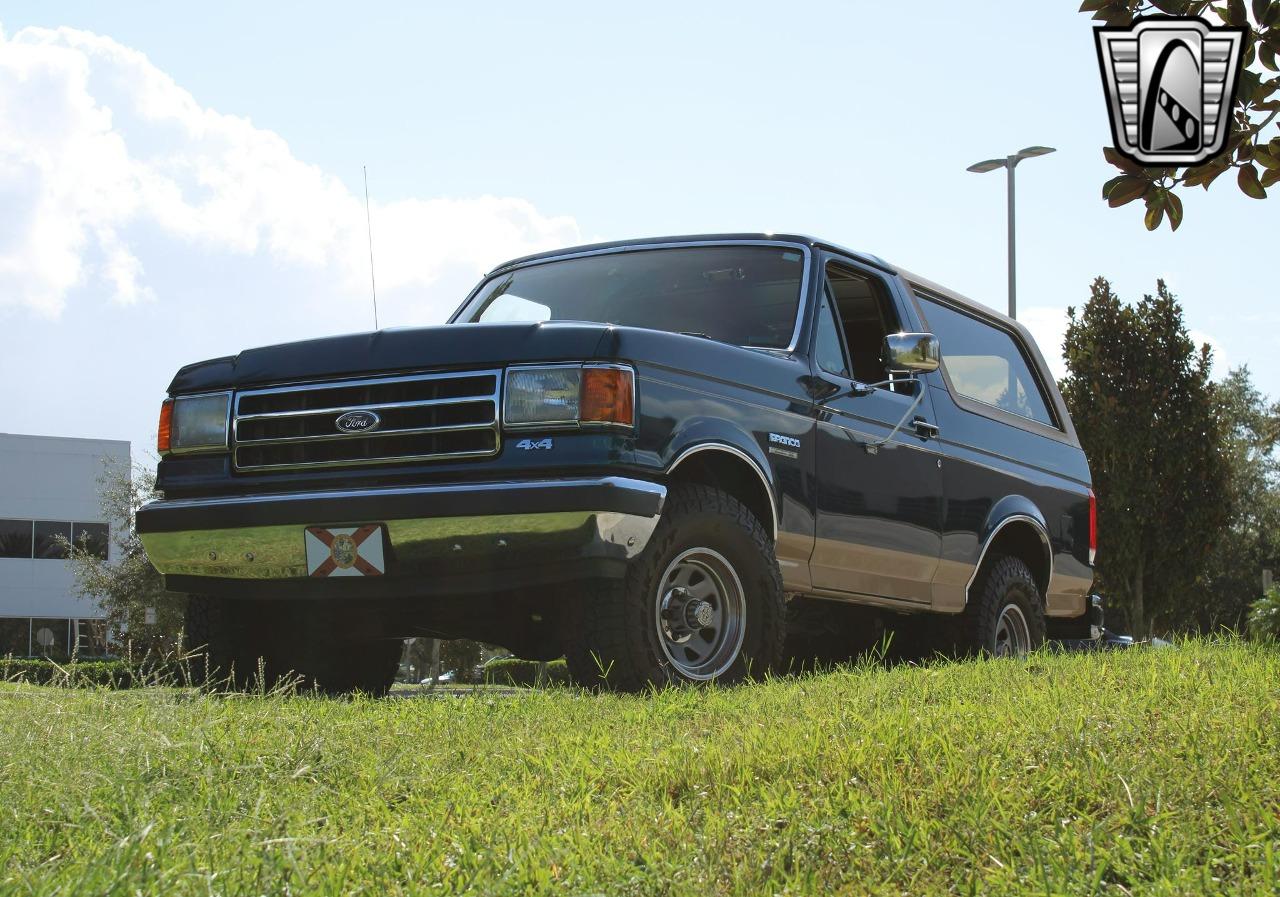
[304,525,386,577]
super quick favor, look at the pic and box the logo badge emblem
[1094,16,1246,166]
[334,410,381,434]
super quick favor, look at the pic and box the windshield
[455,245,806,349]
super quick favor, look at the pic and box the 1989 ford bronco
[137,234,1097,693]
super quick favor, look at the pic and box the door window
[825,264,901,386]
[917,296,1055,426]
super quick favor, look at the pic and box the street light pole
[1006,156,1016,320]
[966,146,1055,320]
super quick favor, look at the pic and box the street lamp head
[966,158,1006,174]
[1015,145,1056,160]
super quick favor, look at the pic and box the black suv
[138,234,1096,692]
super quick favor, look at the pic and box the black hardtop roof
[487,233,892,275]
[486,232,1021,331]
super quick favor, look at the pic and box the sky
[1,1,1277,461]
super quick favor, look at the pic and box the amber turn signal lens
[580,367,634,426]
[157,399,174,454]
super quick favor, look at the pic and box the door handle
[912,417,939,439]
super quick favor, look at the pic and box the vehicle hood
[167,322,613,394]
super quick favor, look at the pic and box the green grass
[2,640,1278,895]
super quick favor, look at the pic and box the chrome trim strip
[457,240,813,355]
[233,446,498,473]
[235,419,496,446]
[235,395,493,423]
[668,442,778,540]
[964,514,1053,603]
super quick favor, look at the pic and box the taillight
[157,399,174,454]
[580,366,635,427]
[1088,488,1097,566]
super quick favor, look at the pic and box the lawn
[1,640,1278,896]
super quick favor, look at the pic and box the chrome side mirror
[883,332,940,374]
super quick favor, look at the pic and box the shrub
[0,657,182,689]
[1247,587,1280,641]
[483,657,570,687]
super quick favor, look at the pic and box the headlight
[504,364,634,429]
[157,392,231,454]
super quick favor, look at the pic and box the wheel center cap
[688,600,715,629]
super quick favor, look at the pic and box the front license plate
[304,524,386,577]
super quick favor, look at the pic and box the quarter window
[918,296,1056,427]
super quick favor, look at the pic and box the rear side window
[917,296,1056,427]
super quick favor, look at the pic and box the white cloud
[0,23,580,318]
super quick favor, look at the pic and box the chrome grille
[233,370,501,472]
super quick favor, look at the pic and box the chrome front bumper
[137,477,666,582]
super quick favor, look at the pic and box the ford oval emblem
[335,410,381,434]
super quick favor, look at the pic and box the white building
[0,433,130,657]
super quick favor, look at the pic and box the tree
[1195,367,1280,629]
[63,462,185,654]
[1081,1,1280,228]
[1060,277,1231,636]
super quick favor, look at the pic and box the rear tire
[954,555,1046,657]
[563,484,785,691]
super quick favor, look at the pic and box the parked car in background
[137,234,1096,693]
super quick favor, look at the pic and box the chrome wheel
[654,547,747,680]
[993,603,1032,657]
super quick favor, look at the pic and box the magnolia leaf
[1144,193,1166,230]
[1198,159,1231,189]
[1165,189,1184,230]
[1108,175,1152,207]
[1255,145,1280,169]
[1102,174,1130,199]
[1262,166,1280,187]
[1239,162,1268,198]
[1263,41,1279,73]
[1104,145,1147,176]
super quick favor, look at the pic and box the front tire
[563,484,785,691]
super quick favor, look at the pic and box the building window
[0,618,29,656]
[72,522,110,560]
[33,521,72,560]
[32,618,71,658]
[76,619,111,657]
[0,519,33,559]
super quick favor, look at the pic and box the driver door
[808,261,944,604]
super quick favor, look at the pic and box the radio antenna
[363,165,380,330]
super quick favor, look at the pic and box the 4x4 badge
[1093,16,1245,167]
